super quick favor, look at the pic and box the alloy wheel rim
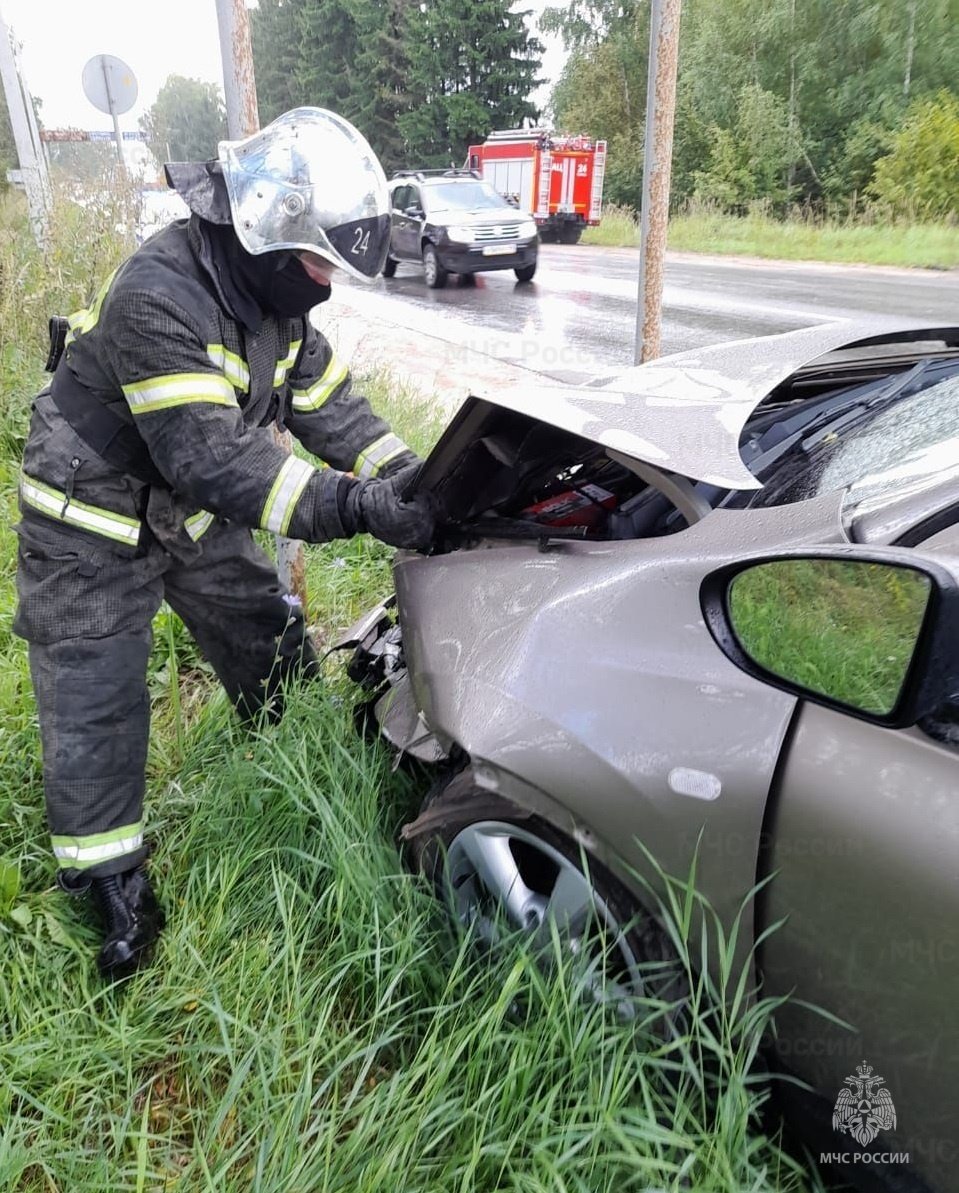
[424,249,436,284]
[443,819,644,1016]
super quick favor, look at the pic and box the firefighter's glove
[378,448,422,480]
[344,464,435,550]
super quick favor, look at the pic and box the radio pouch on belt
[45,316,70,373]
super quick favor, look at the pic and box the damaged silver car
[340,320,959,1193]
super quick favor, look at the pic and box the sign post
[81,54,138,173]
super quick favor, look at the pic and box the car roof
[390,173,483,186]
[417,320,959,492]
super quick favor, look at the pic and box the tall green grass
[0,189,825,1192]
[581,201,959,269]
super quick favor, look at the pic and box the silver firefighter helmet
[219,107,390,283]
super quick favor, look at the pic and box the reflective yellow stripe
[20,473,141,546]
[123,372,238,414]
[185,510,214,541]
[290,355,348,412]
[261,456,315,535]
[206,344,250,392]
[52,821,144,869]
[66,267,119,339]
[354,433,409,480]
[273,338,303,388]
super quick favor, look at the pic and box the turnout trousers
[13,516,318,880]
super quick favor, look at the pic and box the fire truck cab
[466,129,607,244]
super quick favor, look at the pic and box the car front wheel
[403,769,681,1019]
[514,263,537,283]
[422,244,448,289]
[382,253,398,278]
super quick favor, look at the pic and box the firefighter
[14,108,435,978]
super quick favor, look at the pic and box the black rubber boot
[91,866,166,978]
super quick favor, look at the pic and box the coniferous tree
[252,0,414,170]
[399,1,543,167]
[252,0,542,171]
[251,0,308,122]
[346,0,417,173]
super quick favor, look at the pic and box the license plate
[482,244,514,256]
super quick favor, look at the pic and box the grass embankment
[583,202,959,269]
[0,191,822,1191]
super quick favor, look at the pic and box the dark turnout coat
[19,214,412,560]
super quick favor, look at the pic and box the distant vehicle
[383,170,539,289]
[467,129,607,244]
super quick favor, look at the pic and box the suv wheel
[422,244,448,289]
[382,253,398,278]
[514,263,537,283]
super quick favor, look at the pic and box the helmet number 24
[351,228,371,256]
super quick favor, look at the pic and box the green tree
[139,75,227,164]
[251,0,308,122]
[252,0,542,171]
[547,0,959,214]
[397,0,543,167]
[345,0,418,173]
[869,91,959,219]
[693,87,801,213]
[252,0,416,171]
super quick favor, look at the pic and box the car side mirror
[701,550,959,728]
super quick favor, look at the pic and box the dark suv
[383,170,539,288]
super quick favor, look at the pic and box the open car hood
[414,320,959,493]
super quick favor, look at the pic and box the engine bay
[419,349,959,551]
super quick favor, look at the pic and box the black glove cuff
[337,473,365,537]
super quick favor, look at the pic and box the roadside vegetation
[582,202,959,270]
[555,2,959,269]
[0,191,827,1191]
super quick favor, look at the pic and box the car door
[392,184,423,260]
[758,537,959,1191]
[389,185,412,259]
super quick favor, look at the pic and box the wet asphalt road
[341,243,959,383]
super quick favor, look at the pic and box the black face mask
[205,222,332,327]
[264,255,333,317]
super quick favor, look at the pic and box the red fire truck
[466,129,607,244]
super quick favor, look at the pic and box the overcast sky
[2,1,565,133]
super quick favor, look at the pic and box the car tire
[560,224,583,245]
[514,263,537,283]
[403,767,684,1019]
[422,244,448,289]
[382,254,398,278]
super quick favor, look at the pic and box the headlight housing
[518,219,538,240]
[447,225,474,244]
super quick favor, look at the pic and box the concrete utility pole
[0,7,50,244]
[214,0,309,612]
[633,0,682,364]
[215,0,259,138]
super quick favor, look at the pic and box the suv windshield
[424,181,511,213]
[755,361,959,510]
